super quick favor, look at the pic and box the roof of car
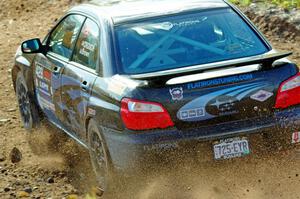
[70,0,229,25]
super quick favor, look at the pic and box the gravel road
[0,0,299,198]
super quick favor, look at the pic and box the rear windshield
[114,8,269,75]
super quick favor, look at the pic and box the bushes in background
[230,0,300,9]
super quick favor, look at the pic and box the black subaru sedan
[12,0,300,192]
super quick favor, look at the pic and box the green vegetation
[229,0,251,6]
[230,0,300,9]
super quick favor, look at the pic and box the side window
[72,19,100,70]
[48,15,85,59]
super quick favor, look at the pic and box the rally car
[12,0,300,192]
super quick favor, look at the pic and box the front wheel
[16,72,40,130]
[88,119,113,195]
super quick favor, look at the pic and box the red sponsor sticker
[292,132,300,144]
[43,69,51,81]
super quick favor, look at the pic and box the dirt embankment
[0,1,98,198]
[0,1,299,199]
[242,3,300,64]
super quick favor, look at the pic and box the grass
[230,0,300,9]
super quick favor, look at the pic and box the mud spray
[27,124,300,199]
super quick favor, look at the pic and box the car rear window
[114,8,269,75]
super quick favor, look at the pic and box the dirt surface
[0,0,300,198]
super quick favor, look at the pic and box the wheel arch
[85,116,92,142]
[12,64,21,92]
[86,117,114,168]
[14,54,37,95]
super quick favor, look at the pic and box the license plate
[213,137,250,160]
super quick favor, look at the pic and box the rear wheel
[16,72,40,130]
[88,119,113,195]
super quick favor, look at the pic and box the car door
[59,18,100,139]
[33,14,85,126]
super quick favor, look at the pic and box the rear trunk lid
[127,53,298,130]
[167,64,295,129]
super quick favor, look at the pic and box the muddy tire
[16,72,40,130]
[88,119,114,196]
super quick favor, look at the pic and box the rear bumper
[101,106,300,172]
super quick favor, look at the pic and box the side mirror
[21,38,43,54]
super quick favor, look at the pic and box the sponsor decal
[38,88,51,97]
[79,41,96,57]
[250,90,273,102]
[143,142,179,151]
[88,108,96,116]
[38,80,53,97]
[187,74,253,90]
[36,64,43,79]
[43,69,52,81]
[36,62,52,82]
[36,58,52,70]
[208,96,238,116]
[292,132,300,144]
[179,108,205,120]
[227,43,242,53]
[36,64,53,97]
[39,97,55,112]
[39,81,49,92]
[178,82,269,121]
[169,87,183,101]
[172,20,201,27]
[82,41,95,51]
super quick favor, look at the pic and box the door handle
[52,66,61,74]
[81,80,88,91]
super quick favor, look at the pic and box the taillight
[120,98,174,130]
[275,73,300,109]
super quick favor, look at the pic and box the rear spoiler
[129,51,292,82]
